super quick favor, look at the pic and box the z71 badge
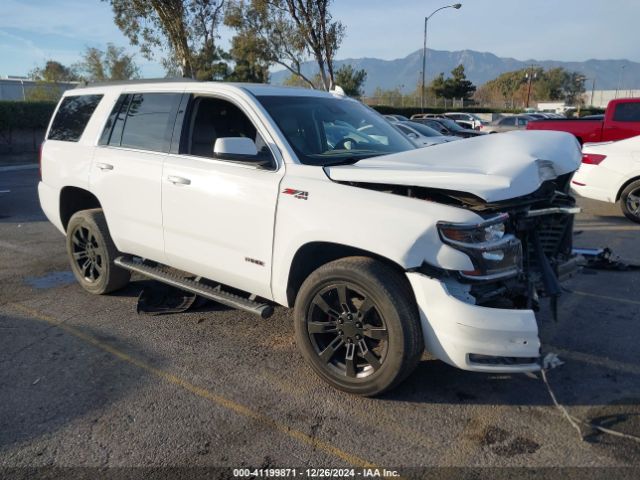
[282,188,309,200]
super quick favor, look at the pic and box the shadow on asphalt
[0,314,159,453]
[381,356,640,409]
[112,279,234,314]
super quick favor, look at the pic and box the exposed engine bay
[339,172,580,316]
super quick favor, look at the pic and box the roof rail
[77,77,198,88]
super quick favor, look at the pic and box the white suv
[39,81,582,395]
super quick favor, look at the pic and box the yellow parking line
[7,303,378,469]
[571,290,640,306]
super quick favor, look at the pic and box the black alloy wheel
[306,283,388,379]
[294,257,424,396]
[70,224,105,283]
[66,209,130,294]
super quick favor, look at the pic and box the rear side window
[48,94,103,142]
[100,93,181,152]
[613,102,640,122]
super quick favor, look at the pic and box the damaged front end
[437,173,580,316]
[408,173,581,371]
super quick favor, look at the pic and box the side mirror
[407,132,419,139]
[213,137,270,166]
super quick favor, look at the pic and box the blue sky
[1,0,638,78]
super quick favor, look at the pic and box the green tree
[29,60,79,82]
[447,64,476,99]
[428,65,475,100]
[475,67,586,107]
[333,65,367,97]
[103,0,227,79]
[226,33,270,83]
[28,60,79,102]
[428,72,447,99]
[225,0,344,90]
[76,44,140,82]
[224,2,271,83]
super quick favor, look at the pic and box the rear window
[613,102,640,122]
[100,92,181,152]
[48,94,103,142]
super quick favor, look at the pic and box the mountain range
[270,48,640,96]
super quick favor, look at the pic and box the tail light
[38,142,44,180]
[582,153,606,165]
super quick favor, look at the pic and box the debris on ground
[573,247,640,271]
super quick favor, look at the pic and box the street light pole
[421,3,462,112]
[525,65,537,109]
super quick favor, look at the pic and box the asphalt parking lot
[1,166,639,475]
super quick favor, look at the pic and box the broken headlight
[437,213,522,281]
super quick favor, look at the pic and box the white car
[443,112,485,130]
[572,135,640,223]
[39,81,582,395]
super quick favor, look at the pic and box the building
[583,89,640,109]
[0,76,79,101]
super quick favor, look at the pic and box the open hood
[325,131,581,202]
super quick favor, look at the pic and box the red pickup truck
[526,98,640,143]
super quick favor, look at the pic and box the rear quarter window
[613,102,640,122]
[48,94,103,142]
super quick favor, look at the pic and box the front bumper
[406,272,541,373]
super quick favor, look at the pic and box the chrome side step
[114,256,274,319]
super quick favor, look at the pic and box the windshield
[257,95,415,166]
[404,121,443,137]
[437,118,465,131]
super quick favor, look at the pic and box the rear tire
[620,180,640,224]
[294,257,424,396]
[66,209,130,294]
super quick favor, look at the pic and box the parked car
[394,121,459,147]
[410,113,441,120]
[39,81,581,396]
[481,115,533,133]
[527,98,640,144]
[571,135,640,223]
[415,118,486,138]
[443,112,485,130]
[384,114,409,122]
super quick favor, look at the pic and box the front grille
[528,213,573,259]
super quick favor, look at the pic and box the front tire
[294,257,424,396]
[620,180,640,224]
[66,209,130,294]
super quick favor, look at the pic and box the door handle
[167,175,191,186]
[96,162,114,171]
